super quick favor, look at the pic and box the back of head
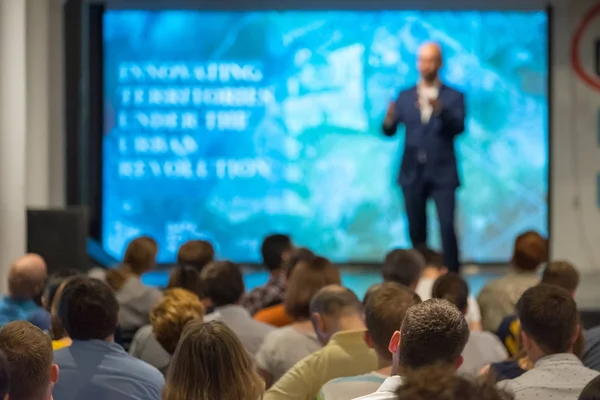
[8,254,48,300]
[47,271,80,341]
[150,288,204,354]
[579,375,600,400]
[541,260,580,295]
[399,299,469,369]
[0,321,53,400]
[382,249,425,288]
[414,246,444,269]
[58,276,119,340]
[122,236,158,275]
[512,231,548,272]
[365,282,421,359]
[177,240,215,272]
[431,273,469,313]
[0,350,8,400]
[200,261,244,307]
[284,257,341,319]
[310,285,361,319]
[516,284,578,355]
[283,247,315,277]
[261,234,292,272]
[167,265,205,299]
[164,320,263,400]
[395,364,514,400]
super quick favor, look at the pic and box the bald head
[310,285,361,317]
[8,254,47,300]
[418,42,443,83]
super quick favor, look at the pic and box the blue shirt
[0,296,49,329]
[53,339,164,400]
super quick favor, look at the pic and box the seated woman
[255,256,341,388]
[45,271,80,350]
[163,320,264,400]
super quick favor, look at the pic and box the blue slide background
[102,10,548,263]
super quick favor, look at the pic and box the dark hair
[44,270,80,312]
[432,273,469,313]
[579,375,600,400]
[365,283,421,360]
[261,234,292,272]
[177,240,215,272]
[284,247,315,278]
[414,246,444,268]
[0,322,53,400]
[399,299,469,369]
[58,276,119,340]
[541,260,580,294]
[516,284,579,354]
[512,231,547,272]
[395,364,514,400]
[363,284,382,306]
[310,285,361,317]
[0,350,8,400]
[168,265,205,299]
[200,261,245,307]
[382,249,425,288]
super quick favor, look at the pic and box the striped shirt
[318,372,387,400]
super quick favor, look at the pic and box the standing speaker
[27,207,89,274]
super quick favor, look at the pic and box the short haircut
[310,285,361,318]
[365,283,421,360]
[261,234,292,272]
[0,350,8,400]
[541,260,580,294]
[382,249,425,287]
[123,236,158,275]
[284,247,315,278]
[512,231,548,272]
[399,299,469,369]
[284,257,341,319]
[200,261,244,307]
[177,240,215,272]
[167,265,205,299]
[431,273,469,313]
[363,284,382,306]
[58,276,119,340]
[580,375,600,400]
[395,364,515,400]
[414,246,444,268]
[516,284,579,354]
[151,288,205,354]
[0,321,53,400]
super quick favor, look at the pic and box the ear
[364,331,375,349]
[50,364,59,384]
[521,331,532,351]
[311,312,324,333]
[573,323,581,345]
[388,330,401,355]
[441,267,448,275]
[454,354,464,370]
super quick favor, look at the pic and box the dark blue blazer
[383,84,465,189]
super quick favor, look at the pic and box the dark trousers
[402,183,460,272]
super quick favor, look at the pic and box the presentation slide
[102,10,548,263]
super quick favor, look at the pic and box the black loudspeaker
[27,208,90,275]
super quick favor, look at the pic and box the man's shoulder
[320,373,386,398]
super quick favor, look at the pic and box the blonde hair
[107,236,158,291]
[150,289,204,354]
[163,320,264,400]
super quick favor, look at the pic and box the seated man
[478,231,547,332]
[0,321,59,400]
[498,285,598,400]
[265,285,378,400]
[0,350,7,400]
[381,249,425,290]
[0,254,50,329]
[319,282,421,399]
[355,299,470,400]
[202,261,274,355]
[176,239,215,272]
[53,276,164,400]
[431,273,507,374]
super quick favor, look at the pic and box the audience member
[381,249,425,289]
[432,273,507,374]
[166,265,211,311]
[105,236,163,333]
[319,282,421,399]
[202,261,274,354]
[478,231,547,332]
[394,364,514,400]
[498,285,598,400]
[53,276,164,400]
[354,298,470,400]
[176,239,214,272]
[163,320,264,400]
[242,234,293,315]
[414,246,482,330]
[580,375,600,400]
[254,247,316,327]
[265,285,377,400]
[0,254,49,330]
[130,288,204,375]
[0,350,7,400]
[0,321,59,400]
[46,271,80,350]
[257,256,339,387]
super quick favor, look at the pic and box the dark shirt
[241,274,286,315]
[490,360,527,382]
[584,326,600,371]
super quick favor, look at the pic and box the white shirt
[352,376,404,400]
[458,331,508,375]
[415,277,481,325]
[417,81,440,123]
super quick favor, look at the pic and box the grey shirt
[204,305,274,355]
[499,353,599,400]
[116,277,163,331]
[129,324,171,375]
[459,330,508,375]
